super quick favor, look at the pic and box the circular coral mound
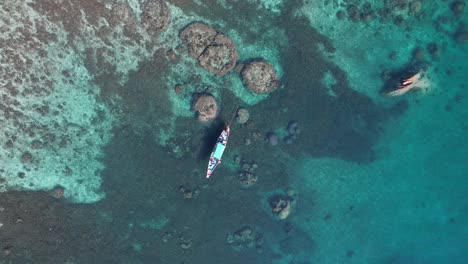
[141,0,170,36]
[193,94,219,123]
[198,34,239,76]
[241,61,279,94]
[179,22,217,58]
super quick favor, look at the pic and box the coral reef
[241,60,280,94]
[0,1,122,202]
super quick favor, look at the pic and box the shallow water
[0,0,467,263]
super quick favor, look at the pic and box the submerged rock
[179,185,200,199]
[270,195,292,220]
[241,60,279,94]
[235,108,250,124]
[287,120,300,136]
[49,185,65,199]
[192,93,219,123]
[285,120,300,144]
[180,240,192,250]
[240,161,258,173]
[427,42,441,58]
[239,171,257,187]
[266,132,278,146]
[141,0,170,36]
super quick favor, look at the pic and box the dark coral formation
[179,22,238,75]
[141,0,171,36]
[241,60,279,94]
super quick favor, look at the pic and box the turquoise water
[0,0,467,263]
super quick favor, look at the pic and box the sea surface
[0,0,467,263]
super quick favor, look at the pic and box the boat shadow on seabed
[198,119,226,161]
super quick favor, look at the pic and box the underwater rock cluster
[239,161,259,187]
[226,225,264,253]
[179,185,200,199]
